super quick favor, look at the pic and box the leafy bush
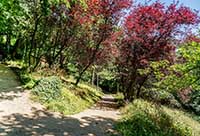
[31,76,103,115]
[187,91,200,115]
[45,87,95,115]
[18,70,36,89]
[141,89,181,108]
[176,87,200,115]
[98,69,119,93]
[32,76,62,102]
[146,42,200,115]
[6,60,36,89]
[116,99,192,136]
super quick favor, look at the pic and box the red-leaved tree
[116,1,199,100]
[71,0,132,85]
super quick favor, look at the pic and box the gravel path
[0,64,120,136]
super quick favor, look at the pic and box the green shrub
[19,70,36,89]
[8,61,36,89]
[45,87,93,115]
[31,76,103,115]
[32,76,62,102]
[98,69,119,93]
[116,99,192,136]
[141,89,181,108]
[188,91,200,115]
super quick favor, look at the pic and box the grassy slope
[116,99,200,136]
[4,61,103,115]
[31,76,103,115]
[44,83,103,115]
[163,107,200,135]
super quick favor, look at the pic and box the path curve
[0,64,120,136]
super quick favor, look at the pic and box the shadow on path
[0,64,22,101]
[0,109,118,136]
[0,64,120,136]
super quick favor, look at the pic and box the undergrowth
[116,99,200,136]
[0,63,20,90]
[31,76,103,115]
[113,92,125,106]
[6,60,36,89]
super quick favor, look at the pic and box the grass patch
[5,60,36,89]
[113,92,125,106]
[0,64,21,91]
[113,92,124,100]
[116,99,200,136]
[163,107,200,136]
[31,76,103,115]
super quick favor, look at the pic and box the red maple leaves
[113,1,199,99]
[119,1,198,67]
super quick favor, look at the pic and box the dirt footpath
[0,64,120,136]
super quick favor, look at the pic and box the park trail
[0,64,121,136]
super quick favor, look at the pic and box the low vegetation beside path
[6,61,103,115]
[116,99,200,136]
[0,64,21,91]
[31,76,103,115]
[2,0,200,135]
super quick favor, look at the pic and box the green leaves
[188,90,200,115]
[178,42,200,62]
[0,0,28,37]
[117,99,192,136]
[32,76,62,102]
[151,42,200,93]
[49,0,86,8]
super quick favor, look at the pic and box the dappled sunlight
[0,65,23,102]
[0,109,119,136]
[1,0,200,135]
[0,64,21,93]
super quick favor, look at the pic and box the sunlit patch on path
[0,64,120,136]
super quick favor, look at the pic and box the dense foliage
[32,76,62,102]
[117,99,193,136]
[31,76,102,114]
[114,2,198,100]
[149,41,200,114]
[188,91,200,115]
[1,0,200,135]
[0,0,198,100]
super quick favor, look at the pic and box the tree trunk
[6,34,11,58]
[97,74,99,88]
[92,67,96,86]
[124,70,138,101]
[11,37,21,59]
[136,75,149,98]
[75,63,92,86]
